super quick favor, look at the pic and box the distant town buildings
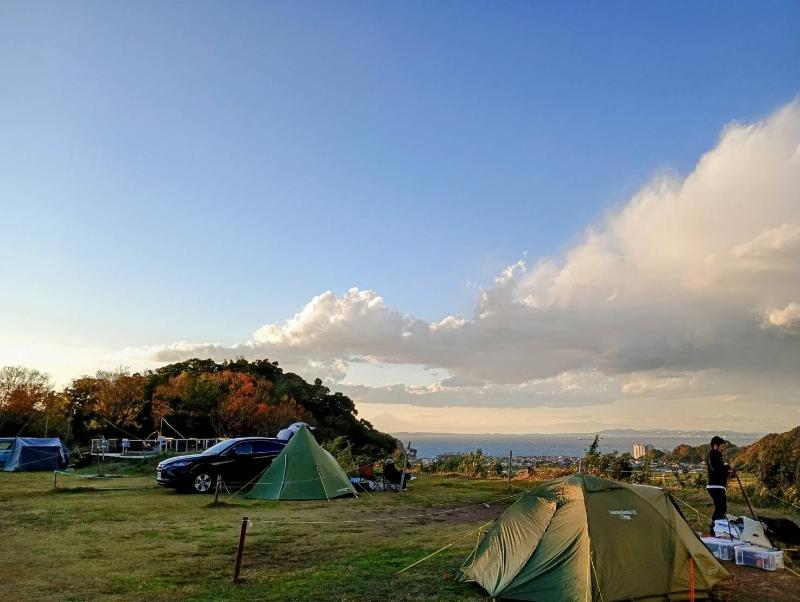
[632,443,653,460]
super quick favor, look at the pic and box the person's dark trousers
[708,487,727,535]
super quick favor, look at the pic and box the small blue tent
[0,437,70,471]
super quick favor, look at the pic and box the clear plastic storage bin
[701,536,744,561]
[734,545,785,571]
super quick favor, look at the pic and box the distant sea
[392,432,762,459]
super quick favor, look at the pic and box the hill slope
[733,425,800,488]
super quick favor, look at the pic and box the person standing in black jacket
[706,435,733,536]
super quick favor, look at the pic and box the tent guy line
[7,452,64,470]
[395,519,496,575]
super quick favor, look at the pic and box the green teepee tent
[460,474,730,601]
[246,425,357,501]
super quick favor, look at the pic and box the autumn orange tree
[0,365,62,436]
[7,358,398,459]
[205,371,259,437]
[93,369,147,431]
[253,394,313,437]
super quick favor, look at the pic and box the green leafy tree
[585,434,601,472]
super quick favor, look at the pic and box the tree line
[0,358,398,458]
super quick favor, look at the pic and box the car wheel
[193,471,214,494]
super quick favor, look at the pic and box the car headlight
[166,460,192,468]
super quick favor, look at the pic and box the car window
[201,440,235,456]
[254,441,284,454]
[232,442,253,455]
[0,441,13,451]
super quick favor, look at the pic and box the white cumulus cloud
[131,99,800,423]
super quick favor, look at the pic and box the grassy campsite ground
[0,463,798,601]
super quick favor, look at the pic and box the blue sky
[1,3,799,432]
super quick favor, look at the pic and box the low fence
[90,437,222,456]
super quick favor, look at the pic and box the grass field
[0,465,517,601]
[1,462,798,601]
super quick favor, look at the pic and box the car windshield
[201,440,236,456]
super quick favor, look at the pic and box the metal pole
[734,470,756,519]
[233,515,249,583]
[508,451,513,489]
[399,441,411,492]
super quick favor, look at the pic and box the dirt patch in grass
[713,562,800,601]
[408,499,514,525]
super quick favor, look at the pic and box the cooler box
[701,536,744,561]
[734,545,785,571]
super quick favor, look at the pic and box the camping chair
[355,462,402,492]
[381,461,406,493]
[352,462,380,492]
[358,462,376,481]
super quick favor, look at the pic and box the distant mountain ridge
[392,429,764,438]
[389,431,763,459]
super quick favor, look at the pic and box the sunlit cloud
[47,99,800,430]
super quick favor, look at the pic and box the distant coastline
[390,430,763,459]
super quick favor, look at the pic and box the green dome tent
[460,474,730,601]
[245,425,357,501]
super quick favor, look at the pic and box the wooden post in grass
[233,515,249,583]
[214,475,222,504]
[508,451,513,489]
[53,470,57,491]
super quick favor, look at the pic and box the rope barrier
[51,470,156,492]
[239,491,527,526]
[54,470,139,480]
[56,486,160,492]
[763,491,800,511]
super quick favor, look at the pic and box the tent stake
[233,515,249,583]
[53,470,58,491]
